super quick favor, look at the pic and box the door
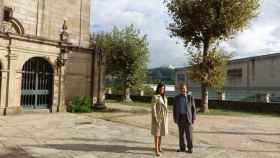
[21,57,53,109]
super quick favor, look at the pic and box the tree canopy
[165,0,260,112]
[166,0,260,48]
[92,25,149,101]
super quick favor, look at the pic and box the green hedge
[67,96,92,113]
[105,94,175,106]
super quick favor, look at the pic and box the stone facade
[0,0,100,115]
[0,0,90,47]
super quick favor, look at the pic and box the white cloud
[223,0,280,58]
[91,0,280,68]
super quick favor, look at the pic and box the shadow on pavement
[195,145,280,153]
[195,130,280,136]
[27,144,154,156]
[0,147,40,158]
[27,143,280,155]
[207,146,280,153]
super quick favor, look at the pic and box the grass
[106,99,151,107]
[93,99,151,114]
[198,109,263,117]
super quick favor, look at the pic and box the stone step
[21,108,51,114]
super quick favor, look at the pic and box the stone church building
[0,0,101,115]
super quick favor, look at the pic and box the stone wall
[1,0,91,47]
[64,48,93,103]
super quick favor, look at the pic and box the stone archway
[10,18,25,34]
[20,57,53,109]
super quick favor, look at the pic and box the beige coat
[151,94,169,136]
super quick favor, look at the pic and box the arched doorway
[21,57,53,109]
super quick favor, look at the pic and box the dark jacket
[173,94,196,124]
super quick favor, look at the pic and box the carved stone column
[0,69,8,111]
[55,20,70,112]
[4,52,20,115]
[93,47,106,110]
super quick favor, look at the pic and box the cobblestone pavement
[0,103,279,158]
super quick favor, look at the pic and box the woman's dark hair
[155,82,166,95]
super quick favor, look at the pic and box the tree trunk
[201,84,209,112]
[201,39,210,113]
[122,83,132,102]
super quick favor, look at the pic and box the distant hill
[147,66,175,85]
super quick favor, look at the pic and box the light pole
[93,47,106,110]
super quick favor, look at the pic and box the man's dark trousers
[173,94,196,151]
[178,114,193,150]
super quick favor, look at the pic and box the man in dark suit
[173,84,196,153]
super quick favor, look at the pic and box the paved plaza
[0,103,280,158]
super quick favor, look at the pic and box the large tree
[92,25,149,102]
[165,0,260,112]
[188,49,232,93]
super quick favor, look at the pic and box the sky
[91,0,280,68]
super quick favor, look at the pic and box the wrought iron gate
[21,57,53,109]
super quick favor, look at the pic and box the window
[227,68,242,78]
[177,74,185,82]
[3,7,13,21]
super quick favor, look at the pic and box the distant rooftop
[230,52,280,63]
[175,52,280,71]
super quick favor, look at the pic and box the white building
[147,84,175,92]
[175,53,280,102]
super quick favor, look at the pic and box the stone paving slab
[0,110,280,158]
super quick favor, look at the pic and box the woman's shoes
[155,152,161,156]
[155,148,161,156]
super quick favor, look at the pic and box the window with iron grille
[21,57,53,109]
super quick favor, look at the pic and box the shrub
[68,96,92,113]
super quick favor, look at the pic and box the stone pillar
[54,22,69,112]
[36,0,47,36]
[93,48,106,110]
[4,53,21,115]
[100,59,105,103]
[265,93,270,103]
[256,93,270,103]
[217,91,226,101]
[92,48,98,104]
[57,65,66,112]
[55,46,69,112]
[107,88,112,95]
[0,1,3,26]
[52,69,59,112]
[53,61,66,112]
[0,69,7,113]
[140,90,144,96]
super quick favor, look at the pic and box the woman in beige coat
[151,82,168,156]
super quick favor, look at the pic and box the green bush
[68,96,92,113]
